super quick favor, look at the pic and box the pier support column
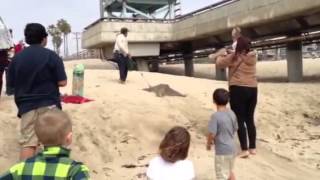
[137,59,149,72]
[286,41,303,82]
[215,66,227,81]
[184,57,194,77]
[183,43,194,77]
[149,61,159,72]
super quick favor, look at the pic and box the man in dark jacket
[8,23,67,160]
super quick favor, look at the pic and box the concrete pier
[83,0,320,82]
[84,0,320,49]
[149,61,159,72]
[136,59,149,72]
[184,58,194,77]
[183,44,194,77]
[286,41,303,82]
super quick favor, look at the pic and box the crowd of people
[0,23,258,180]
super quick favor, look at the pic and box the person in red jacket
[14,40,25,54]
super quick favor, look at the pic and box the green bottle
[72,64,85,96]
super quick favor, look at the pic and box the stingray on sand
[143,84,186,97]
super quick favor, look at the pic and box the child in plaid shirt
[0,109,90,180]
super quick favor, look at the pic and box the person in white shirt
[113,27,131,83]
[147,126,195,180]
[209,27,242,60]
[231,27,241,50]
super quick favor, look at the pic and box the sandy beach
[0,59,319,179]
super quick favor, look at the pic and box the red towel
[61,95,93,104]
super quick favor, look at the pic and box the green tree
[47,24,62,55]
[57,19,71,57]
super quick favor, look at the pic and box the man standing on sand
[0,49,9,98]
[7,23,67,160]
[113,27,131,83]
[5,30,17,96]
[0,20,14,99]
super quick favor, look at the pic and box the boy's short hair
[24,23,48,45]
[35,109,72,146]
[213,88,229,106]
[159,126,190,163]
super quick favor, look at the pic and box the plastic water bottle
[72,64,85,96]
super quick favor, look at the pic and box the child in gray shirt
[207,88,238,180]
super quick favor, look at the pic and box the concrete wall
[82,21,172,48]
[101,43,160,58]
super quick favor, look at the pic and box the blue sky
[0,0,218,54]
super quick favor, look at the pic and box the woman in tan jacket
[211,36,258,158]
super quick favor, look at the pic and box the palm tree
[53,34,62,56]
[47,24,62,55]
[57,19,71,57]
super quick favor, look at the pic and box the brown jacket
[216,51,258,87]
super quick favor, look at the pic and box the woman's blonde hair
[35,109,72,146]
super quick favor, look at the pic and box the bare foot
[238,151,249,158]
[249,149,257,155]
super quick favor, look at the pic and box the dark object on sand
[143,84,186,97]
[122,164,148,169]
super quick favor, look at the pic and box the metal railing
[64,49,102,60]
[84,0,239,30]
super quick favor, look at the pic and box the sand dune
[0,59,319,179]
